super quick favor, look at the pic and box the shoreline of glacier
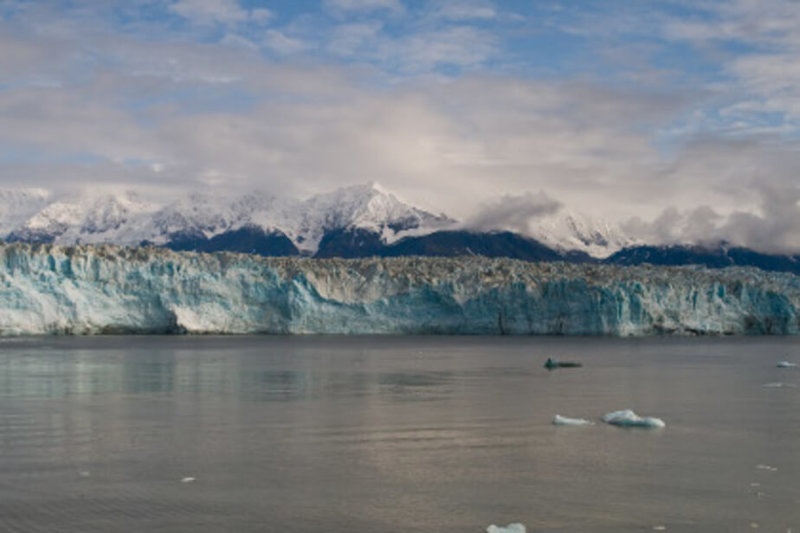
[1,243,799,336]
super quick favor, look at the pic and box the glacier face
[1,243,799,336]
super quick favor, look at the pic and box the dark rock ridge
[148,227,800,276]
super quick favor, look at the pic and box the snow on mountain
[0,188,51,237]
[527,211,636,258]
[0,184,451,253]
[293,183,451,252]
[0,184,631,257]
[9,190,158,244]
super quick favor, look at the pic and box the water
[0,335,798,532]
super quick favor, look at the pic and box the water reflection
[0,336,798,533]
[0,340,460,403]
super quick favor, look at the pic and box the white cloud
[169,0,248,26]
[374,26,498,72]
[323,0,404,13]
[4,0,800,253]
[264,29,310,55]
[465,192,561,233]
[250,8,273,24]
[432,0,497,21]
[168,0,272,27]
[663,0,800,128]
[328,22,382,56]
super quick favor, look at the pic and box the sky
[3,0,800,251]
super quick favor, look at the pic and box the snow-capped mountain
[8,190,157,244]
[294,183,450,252]
[0,188,51,236]
[3,184,800,275]
[527,211,636,258]
[0,183,452,255]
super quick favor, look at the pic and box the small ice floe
[602,409,665,429]
[552,414,594,426]
[776,361,797,368]
[763,382,797,388]
[487,524,526,533]
[653,526,667,531]
[78,471,91,478]
[180,477,196,483]
[756,464,778,472]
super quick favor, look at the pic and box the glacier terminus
[1,243,798,336]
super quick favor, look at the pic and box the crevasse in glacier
[0,243,798,336]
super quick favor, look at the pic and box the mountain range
[2,183,799,275]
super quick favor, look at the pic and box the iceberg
[552,415,594,426]
[776,361,797,368]
[1,243,800,336]
[762,382,797,388]
[602,409,666,429]
[487,524,526,533]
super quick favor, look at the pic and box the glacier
[1,243,800,336]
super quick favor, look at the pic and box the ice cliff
[1,243,799,336]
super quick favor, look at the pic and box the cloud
[373,26,498,72]
[169,0,249,26]
[328,22,383,56]
[323,0,404,13]
[167,0,272,29]
[430,0,497,21]
[3,0,800,253]
[662,0,800,129]
[264,29,310,55]
[464,192,562,234]
[622,181,800,254]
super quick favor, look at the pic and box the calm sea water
[0,335,798,532]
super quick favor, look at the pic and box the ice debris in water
[602,409,665,429]
[777,361,797,368]
[487,524,526,533]
[756,464,778,472]
[763,382,796,388]
[180,477,196,483]
[552,414,594,426]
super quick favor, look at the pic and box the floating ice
[777,361,797,368]
[763,382,796,388]
[487,523,526,533]
[552,414,594,426]
[756,464,778,472]
[602,409,665,429]
[180,477,196,483]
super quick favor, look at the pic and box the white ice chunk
[552,414,594,426]
[777,361,797,368]
[487,523,526,533]
[602,409,665,428]
[180,477,196,483]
